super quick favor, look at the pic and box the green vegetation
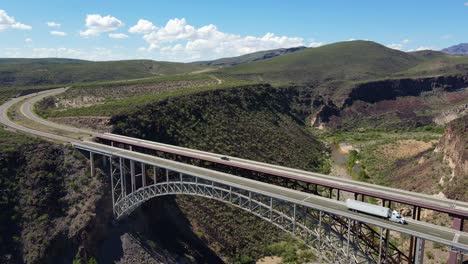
[397,52,468,78]
[346,150,370,182]
[193,46,306,66]
[0,128,102,264]
[0,58,210,88]
[111,84,328,172]
[316,128,444,185]
[41,78,257,117]
[0,84,65,104]
[220,41,422,84]
[264,240,316,263]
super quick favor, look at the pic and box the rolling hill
[0,59,210,87]
[219,40,468,84]
[192,46,307,66]
[442,43,468,55]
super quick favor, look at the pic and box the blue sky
[0,0,467,61]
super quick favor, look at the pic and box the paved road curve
[0,89,81,144]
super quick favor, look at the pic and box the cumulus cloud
[387,39,411,50]
[138,18,305,61]
[309,39,324,47]
[4,47,128,61]
[50,31,67,36]
[387,43,404,50]
[129,19,156,34]
[47,22,60,27]
[109,33,128,39]
[80,14,124,37]
[0,10,32,31]
[407,46,435,52]
[25,38,32,43]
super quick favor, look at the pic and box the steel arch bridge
[76,141,468,264]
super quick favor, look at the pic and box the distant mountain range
[442,43,468,55]
[192,46,307,66]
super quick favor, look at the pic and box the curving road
[0,89,81,144]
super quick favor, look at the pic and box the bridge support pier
[449,217,465,264]
[90,152,95,177]
[414,237,425,264]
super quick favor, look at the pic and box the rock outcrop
[344,75,468,107]
[435,115,468,200]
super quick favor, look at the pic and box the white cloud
[0,10,32,31]
[138,18,305,61]
[47,22,60,27]
[3,47,129,61]
[309,39,324,47]
[387,43,404,50]
[24,38,32,43]
[464,2,468,6]
[441,34,452,40]
[129,19,156,34]
[387,39,411,50]
[109,33,128,39]
[80,14,124,37]
[407,46,436,52]
[50,31,67,36]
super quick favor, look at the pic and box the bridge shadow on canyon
[97,196,223,264]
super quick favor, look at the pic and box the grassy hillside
[396,53,468,78]
[111,83,328,172]
[220,41,421,83]
[39,76,255,118]
[0,58,210,88]
[193,46,306,66]
[220,41,468,84]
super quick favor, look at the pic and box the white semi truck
[346,199,407,224]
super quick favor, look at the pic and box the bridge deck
[97,133,468,218]
[75,141,468,252]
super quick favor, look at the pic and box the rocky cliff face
[311,75,468,130]
[0,133,112,264]
[344,75,468,107]
[435,115,468,200]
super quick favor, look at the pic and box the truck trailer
[346,199,407,224]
